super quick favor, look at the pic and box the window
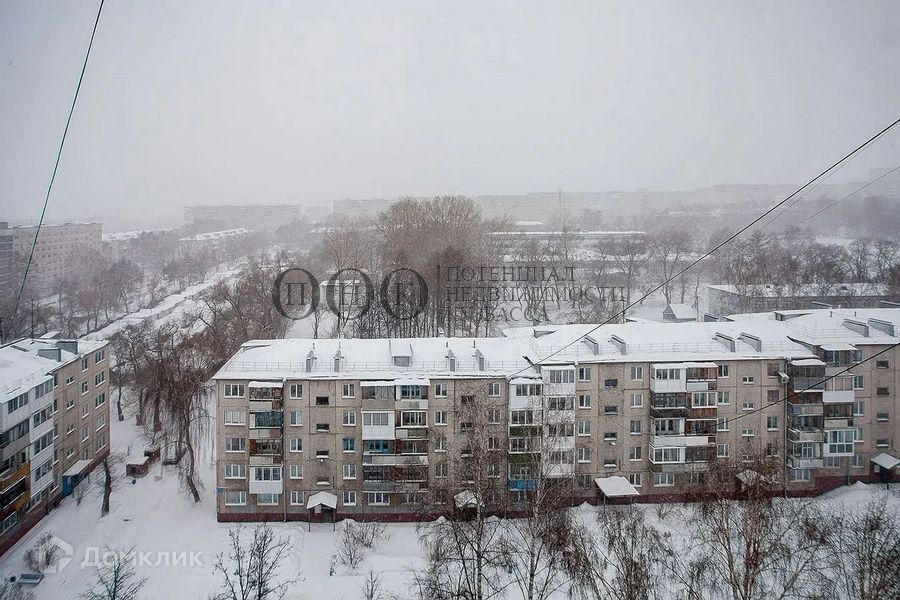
[547,396,574,410]
[289,464,303,479]
[742,376,755,384]
[393,356,410,367]
[717,391,730,405]
[515,384,542,397]
[630,393,643,408]
[577,367,591,381]
[366,492,389,506]
[342,384,355,398]
[342,491,357,506]
[290,491,305,506]
[315,449,330,459]
[289,384,303,398]
[94,393,106,409]
[654,368,681,380]
[362,412,390,427]
[630,366,643,380]
[548,370,575,384]
[876,412,890,422]
[653,472,674,487]
[766,416,778,430]
[717,417,729,432]
[225,464,246,479]
[94,371,105,386]
[488,436,501,451]
[434,435,446,452]
[790,469,810,482]
[876,438,890,448]
[854,428,863,443]
[81,381,89,395]
[342,410,356,426]
[224,410,246,425]
[315,396,329,406]
[742,401,755,411]
[627,473,643,487]
[604,379,618,388]
[604,404,618,415]
[488,382,501,396]
[578,394,592,409]
[876,387,890,396]
[629,446,642,461]
[225,437,246,452]
[289,410,303,426]
[342,437,356,452]
[342,463,357,479]
[290,438,303,452]
[741,428,755,437]
[853,401,865,416]
[65,375,74,385]
[434,383,448,398]
[315,423,330,433]
[852,375,864,390]
[766,389,779,403]
[252,467,282,481]
[691,392,716,408]
[95,414,106,431]
[717,365,729,378]
[434,410,447,426]
[577,446,591,463]
[95,433,106,452]
[81,357,89,371]
[766,363,779,377]
[400,411,427,427]
[52,374,58,388]
[717,443,730,458]
[577,421,591,436]
[224,384,245,398]
[876,360,889,369]
[257,493,279,506]
[488,408,502,424]
[224,491,246,506]
[510,410,535,425]
[629,420,642,434]
[435,462,448,478]
[852,453,863,468]
[652,447,681,463]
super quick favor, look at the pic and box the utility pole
[30,298,34,338]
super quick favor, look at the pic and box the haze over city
[2,0,900,225]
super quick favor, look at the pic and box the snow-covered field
[1,399,896,599]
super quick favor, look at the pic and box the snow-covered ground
[1,395,896,599]
[0,398,425,600]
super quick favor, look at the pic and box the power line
[11,0,106,321]
[509,115,900,378]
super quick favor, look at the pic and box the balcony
[788,403,824,417]
[822,390,855,404]
[652,435,714,448]
[249,478,283,495]
[249,454,282,466]
[508,476,537,491]
[363,453,428,466]
[395,399,428,411]
[788,428,822,443]
[250,411,283,429]
[545,463,574,478]
[249,400,283,412]
[394,427,428,440]
[824,418,853,429]
[249,428,280,440]
[789,456,823,469]
[791,378,825,392]
[0,464,29,495]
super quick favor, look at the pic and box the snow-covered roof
[870,453,900,470]
[790,358,826,366]
[306,491,337,510]
[594,476,639,497]
[454,490,482,508]
[728,308,900,349]
[664,304,695,320]
[0,345,57,398]
[63,459,93,477]
[178,228,252,242]
[708,283,887,298]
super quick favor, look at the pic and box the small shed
[663,303,696,323]
[871,452,899,485]
[306,491,338,530]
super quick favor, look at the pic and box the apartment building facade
[213,309,900,521]
[0,336,110,554]
[10,222,102,297]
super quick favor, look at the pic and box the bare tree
[94,453,125,517]
[212,524,293,600]
[0,580,34,600]
[79,546,148,600]
[360,570,384,600]
[822,493,900,600]
[684,454,828,600]
[24,532,60,574]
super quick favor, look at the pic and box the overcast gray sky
[1,0,899,225]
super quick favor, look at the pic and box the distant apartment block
[213,309,899,521]
[177,228,253,253]
[0,223,13,298]
[707,283,889,315]
[9,222,102,297]
[0,336,110,555]
[184,205,303,230]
